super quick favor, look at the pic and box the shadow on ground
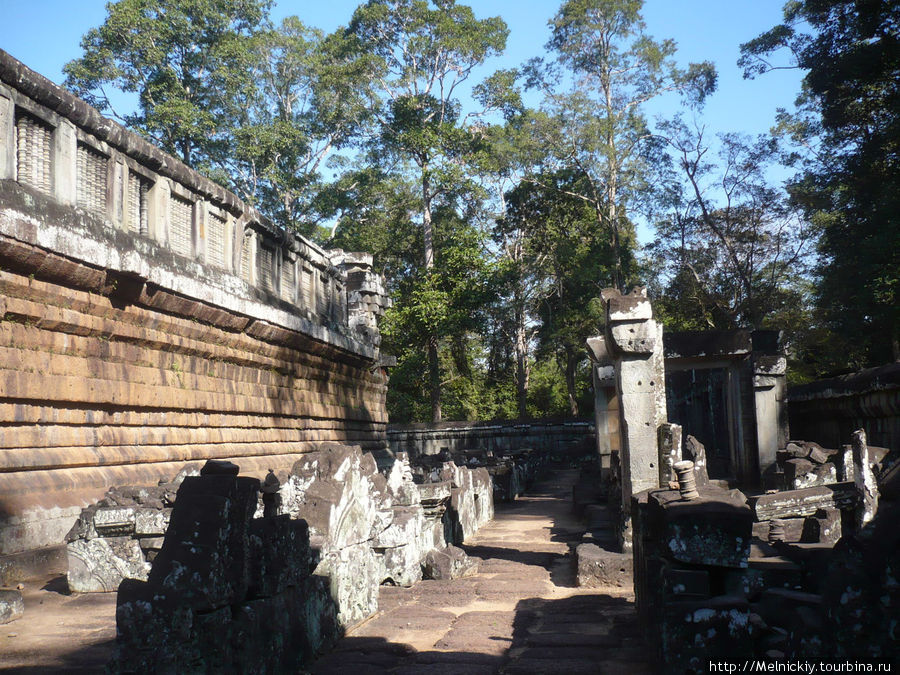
[312,593,652,674]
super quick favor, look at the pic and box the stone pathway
[311,469,654,674]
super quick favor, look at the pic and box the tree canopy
[61,0,900,421]
[740,0,900,372]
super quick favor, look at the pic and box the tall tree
[503,170,612,415]
[525,0,715,290]
[64,0,271,170]
[348,0,512,421]
[740,0,900,370]
[226,18,379,233]
[649,120,811,331]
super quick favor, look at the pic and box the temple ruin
[0,46,898,672]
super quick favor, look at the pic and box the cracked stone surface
[311,469,654,674]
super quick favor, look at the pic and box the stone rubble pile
[65,466,199,592]
[407,444,548,504]
[633,428,900,671]
[111,459,331,672]
[765,438,889,492]
[72,442,497,670]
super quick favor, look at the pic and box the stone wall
[788,362,900,452]
[0,50,390,563]
[387,419,594,461]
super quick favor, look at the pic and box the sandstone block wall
[387,420,594,460]
[788,362,900,452]
[0,50,389,561]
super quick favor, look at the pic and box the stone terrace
[0,468,650,673]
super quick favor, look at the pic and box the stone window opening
[126,170,151,237]
[14,108,52,194]
[75,141,108,215]
[206,208,227,270]
[258,242,277,295]
[169,193,193,258]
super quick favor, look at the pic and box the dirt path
[312,469,654,674]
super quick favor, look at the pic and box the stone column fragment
[657,423,682,486]
[852,429,878,528]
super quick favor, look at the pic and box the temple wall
[386,419,595,460]
[0,50,389,557]
[788,363,900,452]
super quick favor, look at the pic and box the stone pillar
[111,157,126,228]
[752,353,787,478]
[587,336,616,470]
[852,429,878,528]
[52,117,77,206]
[598,287,668,549]
[657,423,682,486]
[147,178,171,246]
[0,88,15,180]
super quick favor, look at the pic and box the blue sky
[0,0,802,241]
[0,1,801,132]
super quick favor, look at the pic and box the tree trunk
[428,336,441,423]
[564,348,579,417]
[515,310,528,420]
[423,169,435,269]
[422,167,441,422]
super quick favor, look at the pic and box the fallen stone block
[92,507,136,537]
[67,537,150,592]
[751,483,855,521]
[683,436,710,487]
[801,507,842,544]
[423,545,477,580]
[148,474,260,610]
[575,543,632,589]
[134,507,171,536]
[0,589,24,624]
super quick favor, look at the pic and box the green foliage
[648,121,812,332]
[522,0,716,290]
[64,0,271,168]
[502,170,617,415]
[741,0,900,371]
[347,0,514,421]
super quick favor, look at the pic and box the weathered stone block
[663,566,709,598]
[92,507,136,536]
[148,474,260,610]
[67,536,150,592]
[801,507,841,544]
[651,489,752,569]
[423,545,477,580]
[575,543,632,589]
[683,436,710,488]
[0,589,23,624]
[113,580,194,668]
[751,482,855,520]
[134,507,171,536]
[660,596,751,672]
[316,542,379,628]
[248,515,311,599]
[378,542,423,587]
[610,320,657,354]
